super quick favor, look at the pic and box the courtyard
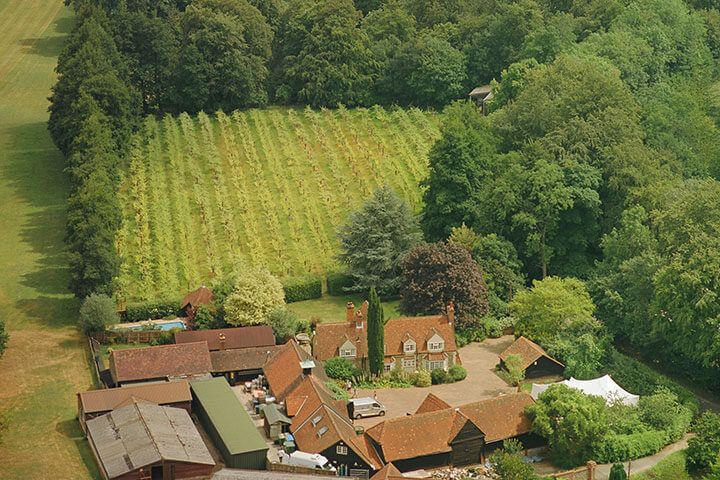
[354,336,518,429]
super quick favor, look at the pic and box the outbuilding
[260,403,291,440]
[190,377,269,469]
[499,336,564,379]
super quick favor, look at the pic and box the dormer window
[427,333,445,352]
[403,341,416,353]
[339,339,357,358]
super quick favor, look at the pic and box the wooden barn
[175,325,275,351]
[109,342,212,386]
[210,345,281,384]
[499,336,565,378]
[181,285,214,320]
[77,381,191,433]
[190,377,268,470]
[85,400,214,480]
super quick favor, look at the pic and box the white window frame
[403,341,416,353]
[401,358,416,370]
[340,348,356,358]
[429,360,445,371]
[428,342,444,352]
[384,363,392,372]
[336,445,348,455]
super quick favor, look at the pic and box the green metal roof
[191,377,268,455]
[261,403,291,425]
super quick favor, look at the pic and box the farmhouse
[191,377,269,470]
[109,342,212,386]
[498,336,564,378]
[181,285,214,320]
[85,400,214,480]
[77,381,191,433]
[174,325,275,351]
[292,403,382,477]
[367,393,538,471]
[313,302,460,373]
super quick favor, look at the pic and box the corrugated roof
[499,336,564,371]
[181,285,214,309]
[190,377,268,455]
[210,345,281,373]
[175,325,275,351]
[78,381,191,414]
[261,403,291,425]
[86,401,214,479]
[110,342,212,383]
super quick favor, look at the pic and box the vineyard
[117,106,441,301]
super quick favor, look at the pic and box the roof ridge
[133,402,163,460]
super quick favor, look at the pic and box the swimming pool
[112,319,187,331]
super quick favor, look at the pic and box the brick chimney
[355,310,364,329]
[346,302,355,324]
[446,302,455,325]
[219,332,226,351]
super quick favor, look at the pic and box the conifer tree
[367,287,385,376]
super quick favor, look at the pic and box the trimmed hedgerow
[594,430,669,464]
[327,271,354,296]
[124,299,182,322]
[282,275,322,303]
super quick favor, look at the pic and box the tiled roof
[181,285,214,309]
[210,345,281,373]
[370,462,404,480]
[499,336,564,371]
[175,325,275,351]
[86,400,214,479]
[264,340,327,400]
[458,393,535,443]
[313,322,368,361]
[365,408,468,462]
[414,393,451,414]
[293,403,381,470]
[286,375,343,430]
[78,381,191,414]
[109,342,212,383]
[384,315,457,357]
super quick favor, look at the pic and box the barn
[499,336,565,378]
[85,400,214,480]
[190,377,268,469]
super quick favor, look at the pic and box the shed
[191,377,268,469]
[468,85,494,115]
[499,336,564,378]
[210,345,282,385]
[260,403,291,440]
[181,285,214,320]
[85,400,214,480]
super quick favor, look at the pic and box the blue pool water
[120,321,186,331]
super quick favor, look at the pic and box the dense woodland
[50,0,720,413]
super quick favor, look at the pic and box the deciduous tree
[224,268,285,326]
[79,294,118,335]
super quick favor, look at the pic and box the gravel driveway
[354,336,518,429]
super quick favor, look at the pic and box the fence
[266,459,348,477]
[551,461,597,480]
[91,330,165,344]
[88,336,104,388]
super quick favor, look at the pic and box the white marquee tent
[530,374,640,406]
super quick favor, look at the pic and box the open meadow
[116,107,440,302]
[0,1,98,478]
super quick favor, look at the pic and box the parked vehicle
[348,397,386,419]
[278,450,336,471]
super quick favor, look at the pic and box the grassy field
[288,294,401,324]
[117,107,440,302]
[0,1,98,478]
[632,451,694,479]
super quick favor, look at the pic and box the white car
[278,450,337,471]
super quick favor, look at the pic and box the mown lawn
[633,451,695,480]
[0,2,99,478]
[288,294,401,324]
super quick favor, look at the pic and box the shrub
[594,430,668,463]
[412,370,432,387]
[609,463,628,480]
[489,450,540,480]
[325,381,349,401]
[448,364,467,382]
[324,357,360,381]
[193,305,224,330]
[282,275,322,303]
[149,327,182,346]
[431,368,449,385]
[504,353,525,386]
[224,268,285,326]
[686,411,720,474]
[327,271,354,296]
[267,308,300,343]
[80,294,118,335]
[124,299,181,322]
[638,388,692,441]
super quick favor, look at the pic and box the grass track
[0,2,98,478]
[117,107,440,302]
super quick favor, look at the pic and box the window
[340,348,356,358]
[403,342,415,353]
[336,445,348,455]
[312,415,323,426]
[317,426,328,437]
[384,363,392,372]
[429,361,445,371]
[428,342,444,352]
[401,358,416,370]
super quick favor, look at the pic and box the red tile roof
[499,336,564,371]
[292,403,381,470]
[210,345,282,373]
[458,393,535,443]
[264,340,327,400]
[371,463,404,480]
[109,342,212,383]
[414,393,451,414]
[384,315,457,357]
[286,375,344,430]
[78,381,191,414]
[181,285,214,309]
[175,325,275,351]
[365,408,470,462]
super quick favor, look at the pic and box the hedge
[327,271,354,296]
[282,275,322,303]
[604,350,699,413]
[594,430,669,463]
[124,299,183,322]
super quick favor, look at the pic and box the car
[348,397,386,419]
[278,450,336,471]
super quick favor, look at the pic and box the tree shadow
[18,35,66,58]
[55,420,102,480]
